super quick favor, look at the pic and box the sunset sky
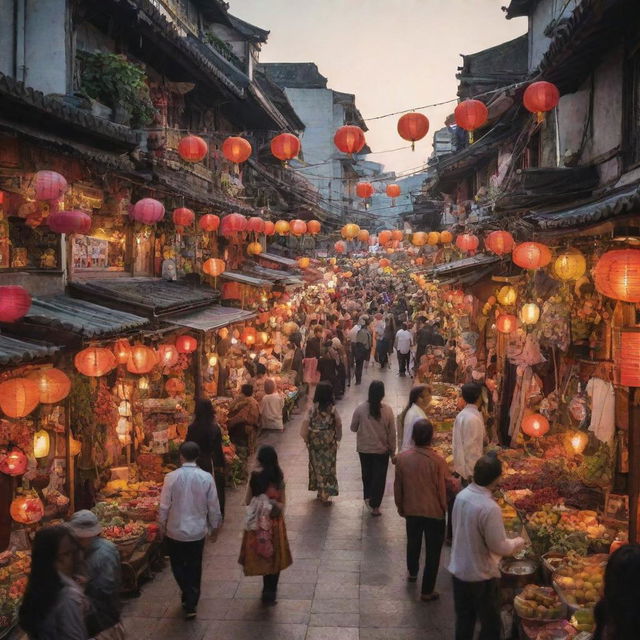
[230,0,526,176]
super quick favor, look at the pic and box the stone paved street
[122,362,455,640]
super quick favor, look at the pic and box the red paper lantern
[485,230,515,256]
[10,493,44,524]
[271,133,301,162]
[34,171,67,200]
[222,282,242,300]
[220,213,248,236]
[247,241,263,256]
[199,214,220,232]
[397,113,430,150]
[131,198,165,224]
[456,233,480,253]
[112,339,131,365]
[27,368,71,404]
[178,135,208,162]
[264,220,276,236]
[378,230,392,245]
[290,219,308,236]
[274,220,290,235]
[127,345,157,374]
[334,241,346,254]
[176,335,198,354]
[521,413,550,438]
[74,347,117,377]
[157,344,179,368]
[386,184,401,198]
[172,207,195,227]
[165,378,186,396]
[241,327,257,345]
[512,242,552,270]
[619,330,640,386]
[0,447,28,476]
[307,220,321,235]
[47,209,91,234]
[334,125,366,155]
[203,258,226,277]
[222,136,252,164]
[0,378,40,418]
[454,100,489,142]
[247,216,266,233]
[594,249,640,303]
[356,182,374,199]
[496,314,518,334]
[523,81,560,121]
[0,286,32,323]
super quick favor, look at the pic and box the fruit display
[553,552,606,609]
[102,521,146,542]
[0,551,31,632]
[577,444,612,488]
[515,488,563,514]
[528,506,561,529]
[101,479,161,499]
[498,498,521,533]
[570,608,595,633]
[557,510,606,540]
[514,585,565,621]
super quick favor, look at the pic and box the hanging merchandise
[378,230,392,245]
[358,229,369,243]
[440,231,453,244]
[497,285,517,306]
[113,339,131,365]
[586,376,615,443]
[178,135,208,162]
[222,136,252,164]
[157,344,180,368]
[10,492,45,524]
[391,230,403,242]
[0,446,28,476]
[343,224,360,239]
[334,125,366,155]
[454,100,488,143]
[519,303,541,326]
[523,81,560,123]
[397,112,429,150]
[427,232,440,246]
[271,133,301,162]
[33,429,50,458]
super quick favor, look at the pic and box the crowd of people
[17,269,640,640]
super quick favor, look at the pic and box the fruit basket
[514,585,566,622]
[552,553,606,611]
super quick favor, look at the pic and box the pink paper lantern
[34,171,67,200]
[47,210,92,234]
[131,198,165,225]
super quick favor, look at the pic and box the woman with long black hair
[19,525,88,640]
[350,380,396,516]
[239,445,293,604]
[186,399,226,516]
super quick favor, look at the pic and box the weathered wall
[0,0,14,78]
[0,272,64,296]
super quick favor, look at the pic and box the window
[623,44,640,169]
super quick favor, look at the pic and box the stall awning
[243,264,304,286]
[258,253,298,268]
[0,335,60,365]
[430,254,501,277]
[70,278,218,316]
[165,306,256,332]
[25,296,149,338]
[526,184,640,231]
[221,271,272,288]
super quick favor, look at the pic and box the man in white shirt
[452,383,486,482]
[394,323,413,377]
[448,453,525,640]
[158,441,222,619]
[400,385,432,452]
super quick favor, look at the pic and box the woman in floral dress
[301,382,342,503]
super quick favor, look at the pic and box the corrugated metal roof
[259,253,298,267]
[166,306,256,332]
[431,254,501,276]
[0,335,60,366]
[243,264,304,285]
[26,296,149,338]
[527,184,640,230]
[221,271,272,287]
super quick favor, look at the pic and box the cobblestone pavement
[122,362,455,640]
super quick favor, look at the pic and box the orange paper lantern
[274,220,290,236]
[165,378,186,396]
[618,330,640,386]
[290,219,307,236]
[356,182,374,199]
[343,224,360,239]
[594,249,640,303]
[247,241,263,256]
[298,257,310,269]
[199,214,220,232]
[485,230,515,256]
[271,133,301,162]
[222,136,252,164]
[127,345,157,374]
[391,230,403,242]
[456,233,480,253]
[10,493,44,524]
[157,344,179,368]
[358,229,370,243]
[440,230,453,244]
[307,220,321,235]
[411,232,427,247]
[378,230,392,245]
[176,335,198,354]
[521,413,550,438]
[241,327,257,345]
[75,347,117,377]
[27,368,71,404]
[112,339,131,365]
[397,112,430,150]
[0,378,40,418]
[178,135,208,162]
[512,242,552,270]
[386,184,401,198]
[427,231,440,246]
[496,314,518,334]
[264,220,276,236]
[334,125,366,155]
[203,258,226,277]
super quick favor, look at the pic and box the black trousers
[405,516,445,595]
[452,576,501,640]
[358,452,389,509]
[166,537,205,611]
[354,356,366,384]
[262,572,280,600]
[397,351,410,375]
[214,471,226,517]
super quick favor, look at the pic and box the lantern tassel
[411,141,415,152]
[536,111,545,124]
[468,131,474,145]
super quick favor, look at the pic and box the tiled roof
[221,271,272,287]
[0,335,60,366]
[258,253,298,267]
[166,305,256,332]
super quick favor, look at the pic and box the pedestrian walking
[260,378,284,431]
[19,525,89,640]
[350,380,396,516]
[353,317,372,385]
[394,419,449,602]
[158,441,222,619]
[448,453,525,640]
[301,382,342,504]
[239,445,293,604]
[398,384,432,452]
[187,398,227,516]
[452,382,486,483]
[227,384,261,458]
[394,322,413,377]
[68,510,124,640]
